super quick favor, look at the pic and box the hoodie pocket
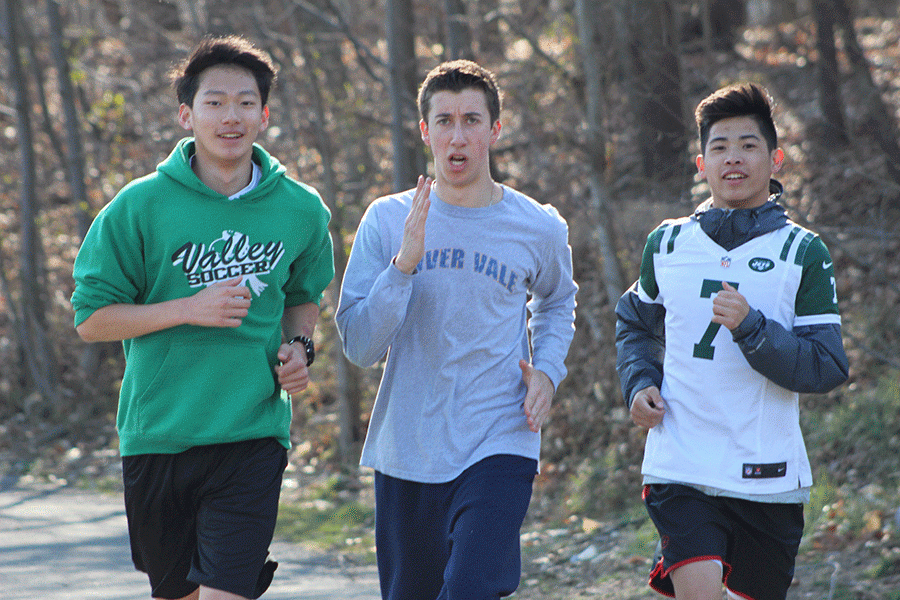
[134,341,278,443]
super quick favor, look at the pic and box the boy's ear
[178,103,193,131]
[772,147,784,173]
[420,119,430,145]
[695,154,706,179]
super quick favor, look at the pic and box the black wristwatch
[289,335,315,366]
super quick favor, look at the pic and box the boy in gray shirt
[336,60,577,598]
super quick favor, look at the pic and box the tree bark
[290,11,363,463]
[48,0,92,237]
[1,0,59,405]
[625,0,689,186]
[832,0,900,185]
[477,0,502,57]
[444,0,472,60]
[48,0,103,381]
[812,0,849,146]
[386,0,424,191]
[576,0,625,311]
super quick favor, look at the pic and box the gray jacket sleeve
[335,204,414,368]
[615,282,665,408]
[731,309,849,393]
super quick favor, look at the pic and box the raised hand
[184,277,251,328]
[712,281,750,331]
[394,175,432,274]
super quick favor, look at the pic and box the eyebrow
[434,111,483,119]
[709,133,761,144]
[200,89,260,97]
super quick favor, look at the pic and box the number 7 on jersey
[693,279,740,360]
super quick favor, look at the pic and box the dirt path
[0,479,380,600]
[2,477,895,599]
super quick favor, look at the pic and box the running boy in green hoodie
[71,36,334,600]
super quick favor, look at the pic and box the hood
[693,179,788,251]
[155,138,287,201]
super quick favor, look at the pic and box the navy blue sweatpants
[374,454,537,600]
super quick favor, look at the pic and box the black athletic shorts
[122,437,288,599]
[643,483,804,600]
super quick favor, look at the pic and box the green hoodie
[71,138,334,455]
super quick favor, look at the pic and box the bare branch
[484,9,579,88]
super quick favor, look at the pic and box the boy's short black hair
[695,83,777,153]
[417,60,502,125]
[172,35,277,107]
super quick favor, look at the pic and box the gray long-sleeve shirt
[336,186,577,482]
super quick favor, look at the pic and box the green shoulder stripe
[646,223,669,255]
[640,224,670,300]
[794,232,816,266]
[779,226,801,261]
[666,224,682,255]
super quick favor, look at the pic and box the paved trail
[0,479,380,599]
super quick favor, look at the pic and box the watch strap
[289,335,315,366]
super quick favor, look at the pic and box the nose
[724,149,742,164]
[450,121,465,145]
[222,102,239,123]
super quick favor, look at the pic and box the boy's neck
[434,177,498,208]
[191,154,254,197]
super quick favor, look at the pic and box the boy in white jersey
[616,83,848,600]
[336,60,576,599]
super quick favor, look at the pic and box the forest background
[2,0,900,597]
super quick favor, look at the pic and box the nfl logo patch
[744,465,752,477]
[721,256,731,268]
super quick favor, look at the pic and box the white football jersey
[637,217,840,494]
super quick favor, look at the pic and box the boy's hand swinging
[631,386,665,429]
[275,343,310,396]
[520,360,554,432]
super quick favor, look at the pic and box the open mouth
[723,172,746,180]
[449,154,467,167]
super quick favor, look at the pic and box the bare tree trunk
[625,0,689,187]
[173,0,207,33]
[812,0,848,146]
[48,0,92,237]
[250,0,366,463]
[47,0,103,380]
[477,0,502,57]
[290,12,364,463]
[832,0,900,186]
[1,0,59,406]
[444,0,472,60]
[386,0,424,191]
[576,0,625,313]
